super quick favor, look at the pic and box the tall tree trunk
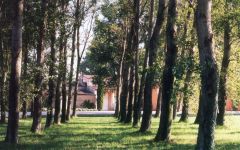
[131,0,140,126]
[119,24,134,122]
[179,6,195,122]
[66,27,76,121]
[54,37,63,124]
[72,26,80,117]
[195,0,218,149]
[125,65,134,123]
[61,41,67,123]
[155,0,178,141]
[140,0,167,132]
[216,17,231,126]
[31,0,47,133]
[45,2,57,127]
[133,0,154,127]
[5,0,24,144]
[154,86,162,118]
[21,42,28,119]
[179,49,194,122]
[97,78,104,111]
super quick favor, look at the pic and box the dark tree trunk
[125,65,134,123]
[216,18,231,126]
[195,0,218,149]
[179,49,194,122]
[140,0,167,132]
[31,0,47,133]
[97,78,104,111]
[5,0,24,144]
[133,0,154,127]
[72,27,80,117]
[119,24,134,122]
[132,0,140,126]
[21,46,28,119]
[114,36,126,117]
[154,87,162,118]
[61,41,67,123]
[66,24,77,121]
[179,8,194,122]
[119,63,130,122]
[155,0,178,141]
[54,37,64,124]
[45,2,57,128]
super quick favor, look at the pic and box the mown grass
[0,116,240,149]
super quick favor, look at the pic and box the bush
[81,100,96,109]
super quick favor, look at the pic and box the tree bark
[179,48,194,122]
[195,0,218,149]
[194,89,202,124]
[61,41,68,123]
[31,0,48,133]
[97,78,104,111]
[216,17,231,126]
[133,0,154,127]
[5,0,24,144]
[72,26,80,117]
[21,42,28,119]
[140,0,167,132]
[125,65,134,123]
[45,1,57,128]
[66,10,78,120]
[155,0,178,141]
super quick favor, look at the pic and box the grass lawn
[0,116,240,149]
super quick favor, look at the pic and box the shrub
[81,100,96,109]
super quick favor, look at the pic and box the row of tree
[0,0,96,144]
[82,0,240,149]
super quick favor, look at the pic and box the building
[76,74,160,111]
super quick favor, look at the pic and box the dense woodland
[0,0,240,149]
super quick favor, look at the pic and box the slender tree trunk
[140,0,167,132]
[66,23,77,121]
[155,0,178,141]
[133,0,154,127]
[5,0,24,144]
[72,27,80,117]
[154,86,162,118]
[119,24,134,122]
[195,0,218,149]
[61,41,67,123]
[179,49,194,122]
[131,0,140,125]
[97,78,104,111]
[54,38,63,124]
[45,3,57,127]
[216,18,231,126]
[31,0,47,133]
[21,42,28,119]
[125,65,134,123]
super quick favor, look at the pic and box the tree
[31,0,48,133]
[5,0,24,144]
[216,3,231,126]
[140,0,167,132]
[45,0,57,128]
[195,0,218,148]
[155,0,178,141]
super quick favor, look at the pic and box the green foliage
[81,100,96,109]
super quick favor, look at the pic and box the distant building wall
[76,94,96,108]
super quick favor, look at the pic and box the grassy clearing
[0,116,240,149]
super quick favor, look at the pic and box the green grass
[0,116,240,149]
